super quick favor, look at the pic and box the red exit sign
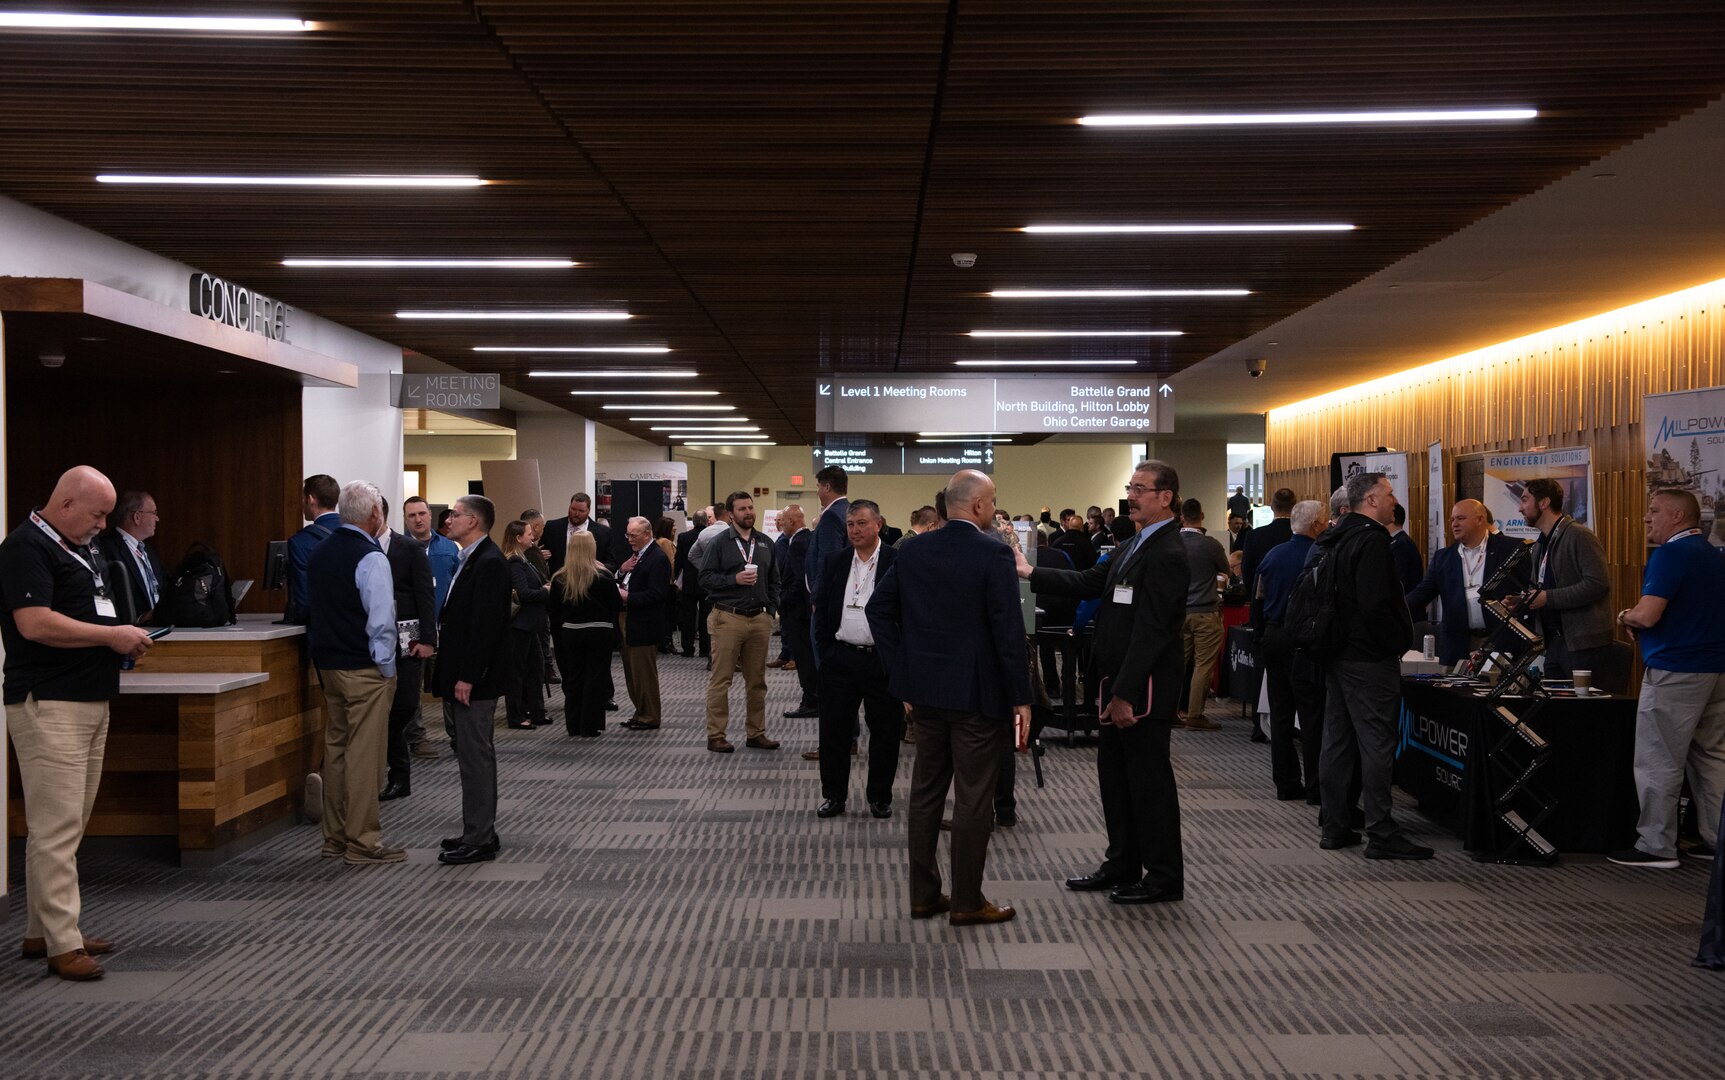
[791,475,804,486]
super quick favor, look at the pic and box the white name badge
[1113,586,1134,605]
[94,597,117,619]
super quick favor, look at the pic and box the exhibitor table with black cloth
[1396,678,1637,855]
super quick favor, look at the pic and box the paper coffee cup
[1573,669,1592,693]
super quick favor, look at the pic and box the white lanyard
[847,548,879,608]
[30,510,105,591]
[1460,542,1487,589]
[1666,528,1703,544]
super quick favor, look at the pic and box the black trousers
[783,604,818,708]
[1263,626,1326,797]
[682,592,712,655]
[1321,659,1403,844]
[559,626,615,735]
[908,705,1006,913]
[818,644,902,804]
[505,628,545,723]
[385,653,422,786]
[1094,717,1184,893]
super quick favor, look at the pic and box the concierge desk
[6,616,324,867]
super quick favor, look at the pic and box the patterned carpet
[3,651,1723,1079]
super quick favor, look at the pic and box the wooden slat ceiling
[3,2,1724,443]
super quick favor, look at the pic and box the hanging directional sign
[905,442,994,474]
[813,441,904,476]
[816,374,1169,434]
[394,372,501,410]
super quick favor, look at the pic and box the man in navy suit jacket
[868,471,1031,927]
[96,490,167,625]
[1020,458,1190,906]
[617,516,672,730]
[1405,499,1530,665]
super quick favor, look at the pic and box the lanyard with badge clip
[848,548,878,608]
[1666,527,1703,544]
[30,509,117,619]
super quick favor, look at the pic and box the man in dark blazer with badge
[432,494,512,865]
[375,498,437,801]
[1018,458,1190,905]
[1404,498,1530,665]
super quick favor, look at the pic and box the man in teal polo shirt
[1611,489,1725,868]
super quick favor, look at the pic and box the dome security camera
[39,342,65,369]
[1246,357,1267,378]
[951,252,977,268]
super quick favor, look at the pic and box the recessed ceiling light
[1077,108,1536,128]
[527,370,696,378]
[954,359,1139,367]
[284,258,574,268]
[597,402,732,409]
[1022,223,1354,234]
[399,310,628,321]
[966,330,1180,338]
[918,438,1013,444]
[989,288,1250,298]
[475,346,670,354]
[99,174,484,187]
[628,416,752,422]
[918,431,1006,437]
[681,442,778,448]
[652,426,763,433]
[2,13,311,31]
[670,435,771,441]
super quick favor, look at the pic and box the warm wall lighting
[400,310,628,321]
[285,258,574,268]
[99,174,483,187]
[527,370,695,378]
[2,12,311,31]
[476,346,670,354]
[989,288,1250,298]
[967,330,1180,338]
[1078,108,1537,128]
[1022,223,1354,234]
[953,359,1139,367]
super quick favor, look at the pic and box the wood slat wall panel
[1265,278,1725,652]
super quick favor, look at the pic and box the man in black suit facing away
[674,509,709,657]
[1017,458,1190,905]
[617,516,671,730]
[375,498,437,802]
[1241,487,1296,623]
[97,490,167,624]
[867,470,1031,927]
[814,500,901,820]
[775,505,820,720]
[1404,498,1530,665]
[433,495,513,866]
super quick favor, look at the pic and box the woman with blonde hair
[548,530,621,737]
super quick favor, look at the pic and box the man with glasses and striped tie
[98,491,166,625]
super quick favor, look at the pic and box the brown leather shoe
[766,659,789,669]
[910,895,951,920]
[22,936,112,960]
[320,839,344,858]
[47,949,104,981]
[782,660,796,671]
[800,749,820,761]
[950,902,1017,927]
[708,737,736,753]
[1183,715,1222,731]
[746,735,781,750]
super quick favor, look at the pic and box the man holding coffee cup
[1609,489,1725,868]
[698,490,781,753]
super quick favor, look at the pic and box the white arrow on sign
[1158,383,1174,397]
[813,448,823,457]
[818,383,832,396]
[407,383,422,400]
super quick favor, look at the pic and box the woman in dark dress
[548,530,621,737]
[502,520,549,730]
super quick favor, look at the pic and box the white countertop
[119,672,270,695]
[156,614,306,642]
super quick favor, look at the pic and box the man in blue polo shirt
[1611,489,1725,868]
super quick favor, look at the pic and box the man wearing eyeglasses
[1015,461,1190,906]
[97,491,165,625]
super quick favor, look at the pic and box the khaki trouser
[1182,610,1224,721]
[706,608,773,740]
[319,667,395,854]
[7,695,109,956]
[1634,667,1725,859]
[619,613,663,726]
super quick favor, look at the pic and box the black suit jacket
[1240,517,1293,620]
[384,531,438,648]
[1030,519,1189,718]
[674,527,702,596]
[543,518,621,573]
[97,530,166,625]
[1404,532,1530,664]
[866,521,1031,719]
[618,540,672,646]
[814,542,896,666]
[1049,526,1095,571]
[879,525,903,547]
[434,537,513,700]
[779,529,812,613]
[1390,530,1425,596]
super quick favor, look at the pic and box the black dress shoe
[378,782,411,801]
[869,801,892,819]
[1066,870,1137,892]
[784,706,820,719]
[440,837,502,854]
[1109,882,1183,905]
[1275,786,1307,801]
[1249,728,1269,744]
[816,799,846,818]
[1364,836,1435,861]
[506,720,535,730]
[1319,831,1362,850]
[995,811,1017,828]
[605,701,619,712]
[438,842,497,865]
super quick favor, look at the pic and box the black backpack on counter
[152,542,237,627]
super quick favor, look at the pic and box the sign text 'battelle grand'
[188,273,291,342]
